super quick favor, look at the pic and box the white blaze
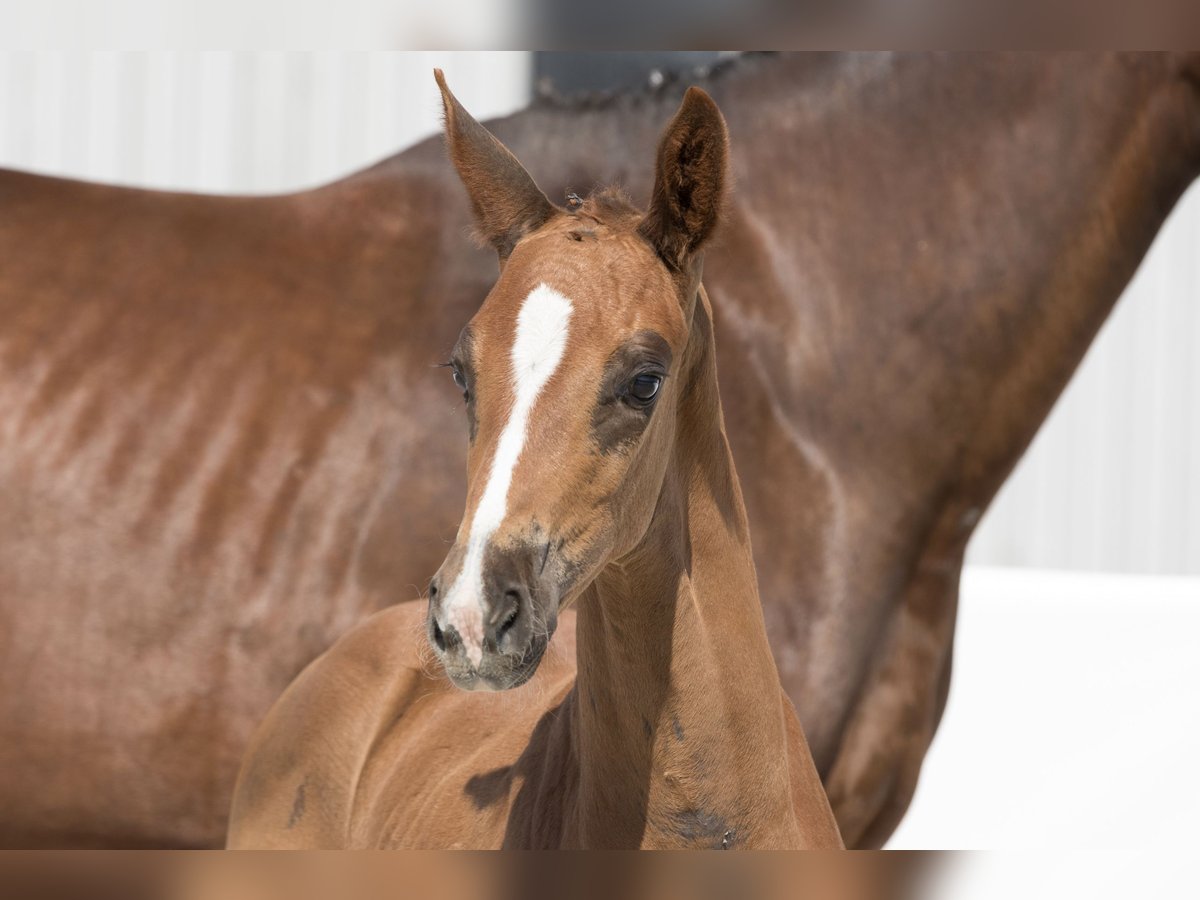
[440,283,573,666]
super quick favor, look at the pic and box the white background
[890,567,1200,849]
[1,52,1197,874]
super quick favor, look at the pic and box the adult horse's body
[2,53,1198,847]
[229,79,842,849]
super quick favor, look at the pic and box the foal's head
[427,71,728,690]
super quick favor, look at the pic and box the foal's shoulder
[261,601,447,739]
[325,601,440,676]
[227,603,443,847]
[286,602,444,707]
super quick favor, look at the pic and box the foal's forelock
[439,283,574,665]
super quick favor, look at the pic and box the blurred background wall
[0,52,531,193]
[1,50,1197,576]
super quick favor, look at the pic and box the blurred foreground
[6,1,1200,48]
[4,852,940,900]
[7,849,1199,898]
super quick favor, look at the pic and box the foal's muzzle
[426,540,557,691]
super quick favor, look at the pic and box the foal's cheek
[628,412,674,509]
[553,512,613,596]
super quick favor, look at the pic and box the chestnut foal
[226,73,841,850]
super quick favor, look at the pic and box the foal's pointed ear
[435,69,555,258]
[638,87,729,270]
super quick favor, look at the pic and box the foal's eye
[626,373,663,406]
[451,367,469,400]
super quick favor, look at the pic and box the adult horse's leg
[822,568,960,848]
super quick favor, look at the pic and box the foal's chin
[436,634,552,693]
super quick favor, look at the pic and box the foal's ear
[638,87,729,270]
[435,69,555,258]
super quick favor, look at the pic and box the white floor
[886,566,1200,895]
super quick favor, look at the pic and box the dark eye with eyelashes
[625,372,664,407]
[593,336,672,453]
[448,364,470,402]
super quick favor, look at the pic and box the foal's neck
[570,288,798,849]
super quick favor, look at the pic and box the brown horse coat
[2,52,1198,847]
[229,81,841,848]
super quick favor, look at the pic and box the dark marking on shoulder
[672,716,685,742]
[642,717,653,739]
[672,809,736,849]
[286,779,307,830]
[465,764,515,810]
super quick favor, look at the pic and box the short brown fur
[3,53,1199,848]
[226,78,841,850]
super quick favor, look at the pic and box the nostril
[428,580,439,601]
[496,590,522,642]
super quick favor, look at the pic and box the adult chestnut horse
[2,53,1199,848]
[229,77,841,849]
